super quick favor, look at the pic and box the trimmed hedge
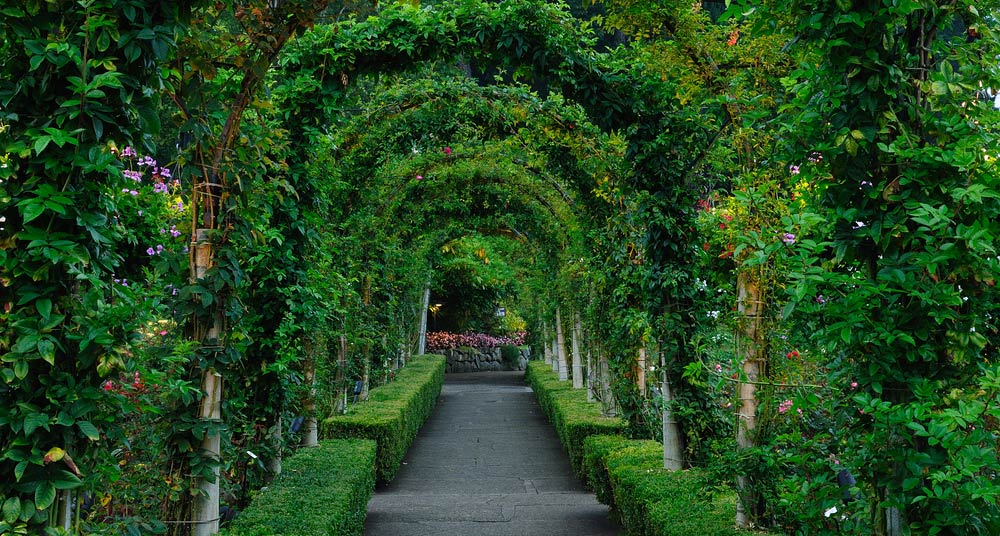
[222,439,376,536]
[525,361,627,480]
[320,354,446,483]
[582,435,758,536]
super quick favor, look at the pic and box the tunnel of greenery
[2,0,1000,535]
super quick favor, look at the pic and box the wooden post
[660,346,683,470]
[636,346,647,397]
[735,271,763,529]
[586,345,595,402]
[192,227,224,536]
[555,308,568,382]
[301,335,319,448]
[193,369,222,536]
[417,283,431,355]
[571,312,584,389]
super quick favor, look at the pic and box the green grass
[222,439,376,536]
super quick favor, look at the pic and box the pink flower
[850,382,858,389]
[715,363,722,373]
[444,146,452,155]
[416,175,423,181]
[159,330,168,336]
[778,399,794,414]
[102,380,114,392]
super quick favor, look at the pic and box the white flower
[824,506,838,518]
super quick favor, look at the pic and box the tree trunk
[555,308,569,382]
[735,271,763,529]
[571,312,584,389]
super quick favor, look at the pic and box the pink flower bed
[425,331,527,351]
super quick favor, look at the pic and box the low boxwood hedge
[320,354,446,483]
[525,361,626,480]
[583,436,758,536]
[222,439,376,536]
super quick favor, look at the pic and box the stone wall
[433,346,532,373]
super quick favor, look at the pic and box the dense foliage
[2,0,999,533]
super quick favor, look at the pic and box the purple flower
[158,167,172,179]
[782,233,796,245]
[123,169,143,182]
[146,247,156,255]
[156,244,164,253]
[789,164,800,175]
[816,295,826,304]
[138,156,157,167]
[153,181,169,194]
[121,146,137,158]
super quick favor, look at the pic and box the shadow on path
[365,371,622,536]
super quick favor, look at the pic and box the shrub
[500,344,521,369]
[525,361,626,479]
[583,434,633,508]
[222,439,376,536]
[320,354,445,483]
[583,437,760,536]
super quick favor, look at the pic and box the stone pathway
[364,371,622,536]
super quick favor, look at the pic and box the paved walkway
[365,371,622,536]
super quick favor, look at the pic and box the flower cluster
[114,145,179,195]
[425,331,527,351]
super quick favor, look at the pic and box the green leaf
[14,461,27,482]
[37,339,55,366]
[18,201,45,224]
[35,298,51,320]
[77,421,100,441]
[12,334,40,354]
[34,482,55,511]
[18,498,33,521]
[2,497,20,524]
[22,412,49,436]
[13,361,28,380]
[32,136,51,155]
[51,470,82,490]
